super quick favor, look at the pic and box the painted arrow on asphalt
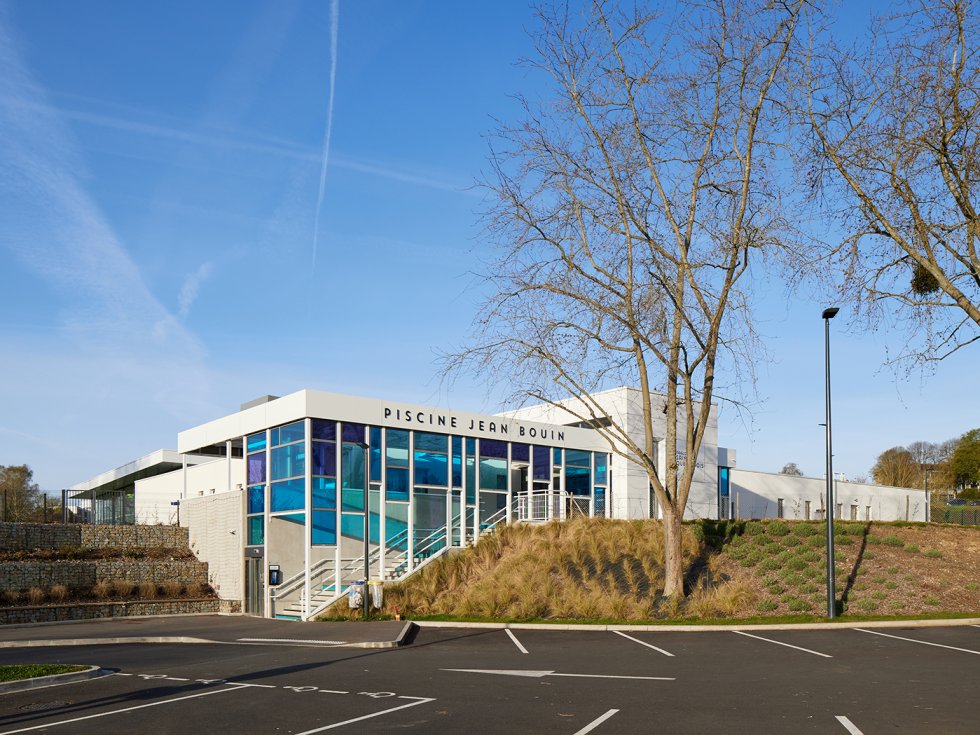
[442,669,674,681]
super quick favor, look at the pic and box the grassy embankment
[0,665,87,683]
[323,517,980,623]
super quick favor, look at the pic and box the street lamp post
[822,306,839,619]
[354,441,371,620]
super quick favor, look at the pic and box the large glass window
[387,467,410,501]
[533,446,550,481]
[312,477,336,509]
[511,443,530,462]
[452,436,462,487]
[386,429,409,466]
[271,478,305,512]
[246,432,266,453]
[312,510,336,546]
[370,426,382,482]
[248,516,264,545]
[566,466,591,496]
[311,419,336,441]
[271,443,305,481]
[594,453,608,485]
[271,421,305,447]
[247,485,264,514]
[414,451,448,486]
[312,442,336,477]
[247,453,266,485]
[480,457,508,490]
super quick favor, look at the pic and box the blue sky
[0,1,976,494]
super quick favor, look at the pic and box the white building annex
[69,386,928,620]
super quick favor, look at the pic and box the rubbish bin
[347,580,365,609]
[368,580,383,610]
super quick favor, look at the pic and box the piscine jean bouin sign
[383,406,566,443]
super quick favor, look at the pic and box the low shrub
[966,581,979,592]
[757,599,777,613]
[763,542,782,555]
[924,548,942,559]
[139,582,158,599]
[905,544,920,554]
[923,595,941,606]
[186,582,206,598]
[855,599,878,612]
[768,522,790,537]
[783,596,811,612]
[162,581,184,598]
[871,590,887,600]
[781,535,801,548]
[766,581,786,596]
[886,566,899,574]
[3,589,20,605]
[786,556,808,571]
[744,521,766,536]
[865,535,882,545]
[803,565,824,581]
[780,571,805,587]
[92,581,112,599]
[881,535,904,547]
[27,587,45,605]
[884,580,897,590]
[48,584,69,602]
[834,535,854,546]
[801,549,821,563]
[862,551,875,560]
[807,535,825,548]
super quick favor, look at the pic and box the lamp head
[822,307,840,320]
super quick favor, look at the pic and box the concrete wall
[730,469,928,522]
[135,457,244,524]
[181,491,244,603]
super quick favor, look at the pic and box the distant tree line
[870,430,980,493]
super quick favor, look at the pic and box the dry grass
[2,589,20,605]
[111,580,136,598]
[92,580,112,600]
[185,582,206,598]
[381,518,704,621]
[162,581,184,599]
[48,584,69,603]
[138,582,159,599]
[26,587,45,605]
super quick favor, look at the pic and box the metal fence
[930,506,980,526]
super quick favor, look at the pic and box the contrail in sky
[311,0,339,277]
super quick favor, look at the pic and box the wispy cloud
[311,0,341,276]
[178,262,214,319]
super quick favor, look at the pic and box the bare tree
[802,0,980,363]
[451,0,804,598]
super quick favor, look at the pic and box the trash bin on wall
[368,580,383,610]
[347,580,365,609]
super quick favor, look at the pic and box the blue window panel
[465,457,476,504]
[311,419,336,441]
[511,443,530,462]
[342,422,366,443]
[312,441,336,477]
[387,428,409,450]
[271,478,305,512]
[312,477,336,509]
[247,485,265,514]
[341,444,366,490]
[247,453,266,485]
[566,449,591,467]
[278,513,305,525]
[247,516,264,545]
[340,512,380,544]
[414,451,448,486]
[452,438,462,488]
[370,426,382,481]
[343,487,364,513]
[271,443,305,480]
[533,446,550,481]
[385,502,409,551]
[275,421,305,447]
[595,486,606,516]
[387,467,409,501]
[480,457,508,491]
[246,433,266,453]
[386,440,409,468]
[553,447,563,466]
[311,510,337,546]
[719,467,730,497]
[594,453,608,485]
[414,432,447,453]
[566,465,591,495]
[480,439,507,459]
[465,437,476,456]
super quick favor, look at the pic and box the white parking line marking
[0,685,247,734]
[443,668,674,681]
[227,682,276,688]
[506,629,529,654]
[236,637,346,645]
[836,715,865,734]
[856,628,980,655]
[320,689,349,695]
[291,697,436,734]
[733,631,832,658]
[971,625,980,629]
[613,631,674,657]
[164,677,189,682]
[572,708,619,734]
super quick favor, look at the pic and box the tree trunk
[661,501,684,598]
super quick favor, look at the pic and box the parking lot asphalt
[0,615,409,649]
[2,621,979,733]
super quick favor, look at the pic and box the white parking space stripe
[0,685,247,734]
[613,631,674,657]
[292,697,436,734]
[856,628,980,655]
[733,631,833,658]
[237,637,346,645]
[836,715,865,734]
[506,629,529,654]
[572,708,619,734]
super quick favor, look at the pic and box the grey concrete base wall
[0,599,220,625]
[0,523,189,551]
[0,560,208,592]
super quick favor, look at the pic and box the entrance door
[245,557,264,617]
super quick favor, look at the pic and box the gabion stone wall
[0,523,189,551]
